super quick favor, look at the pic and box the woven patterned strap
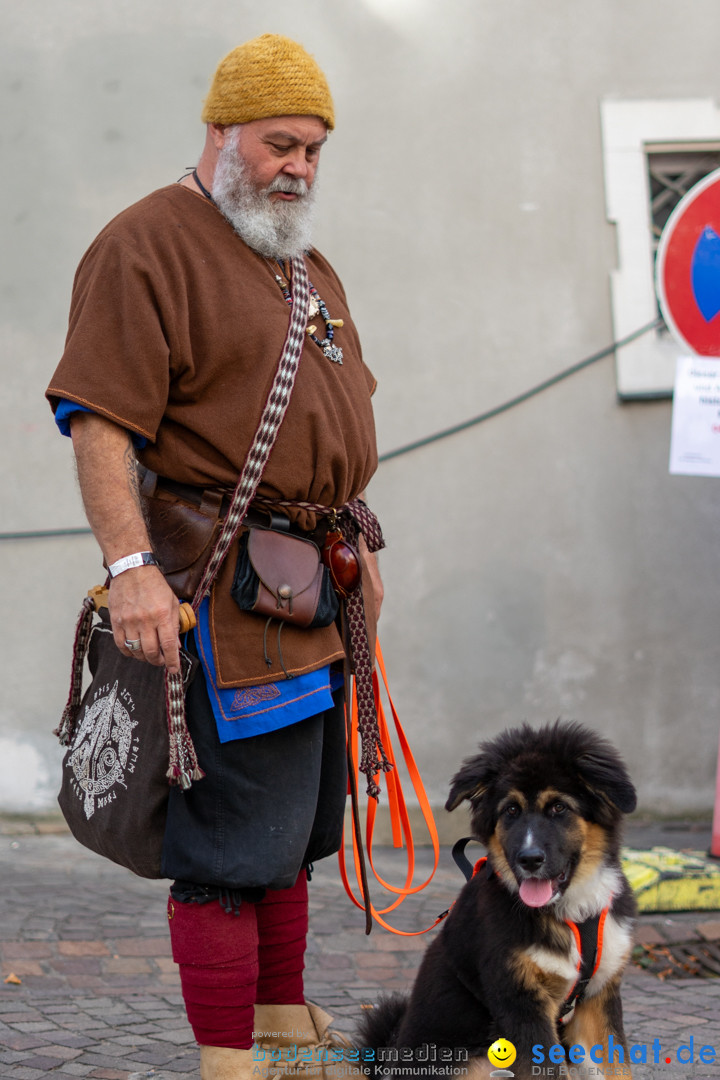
[54,596,95,745]
[191,256,310,611]
[345,498,384,554]
[256,495,385,554]
[340,500,389,797]
[165,662,204,788]
[339,514,391,798]
[163,256,311,788]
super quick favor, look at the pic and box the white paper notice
[669,355,720,477]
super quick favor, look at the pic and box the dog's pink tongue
[519,879,554,907]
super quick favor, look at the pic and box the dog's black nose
[517,847,546,873]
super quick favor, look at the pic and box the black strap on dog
[430,838,489,926]
[559,911,605,1020]
[452,836,489,881]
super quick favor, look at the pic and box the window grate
[647,148,720,248]
[646,146,720,329]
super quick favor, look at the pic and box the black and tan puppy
[359,721,637,1079]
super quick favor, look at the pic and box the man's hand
[109,566,182,674]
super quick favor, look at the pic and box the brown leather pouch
[231,528,339,629]
[139,469,224,601]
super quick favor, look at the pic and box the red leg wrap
[167,896,258,1049]
[255,872,309,1005]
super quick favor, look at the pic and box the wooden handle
[88,584,110,610]
[178,603,197,633]
[87,586,197,632]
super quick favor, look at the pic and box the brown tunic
[47,185,378,686]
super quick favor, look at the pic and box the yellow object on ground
[622,846,720,912]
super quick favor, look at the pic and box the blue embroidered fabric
[194,597,343,742]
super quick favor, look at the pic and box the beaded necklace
[273,262,344,365]
[187,172,344,365]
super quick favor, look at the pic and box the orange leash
[338,641,445,935]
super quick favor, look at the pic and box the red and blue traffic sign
[656,167,720,355]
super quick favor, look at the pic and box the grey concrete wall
[2,0,720,817]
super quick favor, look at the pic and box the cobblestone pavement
[1,818,719,1079]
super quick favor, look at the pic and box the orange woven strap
[338,641,445,936]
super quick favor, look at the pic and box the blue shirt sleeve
[54,399,147,447]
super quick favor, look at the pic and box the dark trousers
[161,654,348,891]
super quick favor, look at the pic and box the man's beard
[211,133,317,259]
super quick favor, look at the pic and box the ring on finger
[124,638,142,652]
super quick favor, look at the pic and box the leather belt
[150,472,327,540]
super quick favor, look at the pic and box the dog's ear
[445,759,488,812]
[578,747,637,816]
[446,726,532,815]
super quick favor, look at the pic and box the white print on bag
[67,680,140,820]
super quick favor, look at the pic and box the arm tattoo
[123,441,143,512]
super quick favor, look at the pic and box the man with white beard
[47,34,382,1080]
[210,120,318,258]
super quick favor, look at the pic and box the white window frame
[601,98,720,398]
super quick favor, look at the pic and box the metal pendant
[321,340,344,364]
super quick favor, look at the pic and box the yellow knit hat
[201,34,335,130]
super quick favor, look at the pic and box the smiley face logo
[487,1038,517,1070]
